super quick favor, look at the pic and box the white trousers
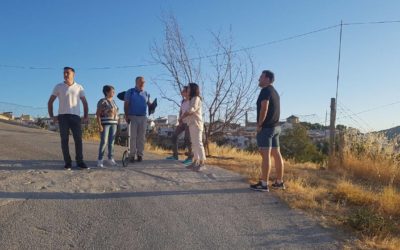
[189,124,206,162]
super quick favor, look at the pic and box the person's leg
[129,116,138,158]
[251,127,274,190]
[271,127,284,183]
[171,124,185,158]
[184,124,193,159]
[136,116,147,157]
[188,125,201,167]
[98,125,109,160]
[195,127,206,165]
[108,124,117,160]
[259,148,272,182]
[58,115,72,165]
[271,148,284,182]
[70,115,84,164]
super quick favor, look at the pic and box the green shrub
[347,208,392,236]
[280,124,326,163]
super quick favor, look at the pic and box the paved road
[0,121,342,249]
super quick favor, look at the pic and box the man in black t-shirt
[250,70,285,192]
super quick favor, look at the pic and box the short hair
[262,70,275,83]
[64,66,75,73]
[102,85,114,97]
[135,76,144,83]
[188,83,200,100]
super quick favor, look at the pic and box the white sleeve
[188,97,200,113]
[51,85,59,96]
[79,85,86,98]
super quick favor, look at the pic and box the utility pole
[329,98,336,159]
[329,20,343,167]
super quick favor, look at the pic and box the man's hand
[99,125,103,133]
[257,124,262,133]
[83,117,89,124]
[51,116,58,124]
[125,115,130,123]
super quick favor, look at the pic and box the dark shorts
[257,126,281,149]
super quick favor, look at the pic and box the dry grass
[339,131,400,186]
[339,154,400,187]
[378,186,400,217]
[335,180,377,206]
[362,236,400,250]
[145,141,400,249]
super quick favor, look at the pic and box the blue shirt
[124,87,150,116]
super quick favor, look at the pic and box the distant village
[0,111,331,150]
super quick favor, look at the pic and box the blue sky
[0,0,399,131]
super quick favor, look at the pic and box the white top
[52,82,85,116]
[180,100,190,114]
[183,96,203,129]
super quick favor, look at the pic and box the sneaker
[192,164,205,172]
[137,155,143,162]
[108,158,118,167]
[97,160,105,168]
[185,162,197,170]
[166,156,178,160]
[271,181,286,190]
[250,181,269,192]
[181,158,193,165]
[77,162,90,170]
[64,163,72,170]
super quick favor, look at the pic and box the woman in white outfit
[180,83,206,171]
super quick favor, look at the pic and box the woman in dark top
[96,85,119,168]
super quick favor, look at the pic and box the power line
[336,105,368,132]
[2,19,400,71]
[0,20,387,71]
[0,101,47,110]
[337,100,400,119]
[335,20,343,106]
[1,19,399,71]
[0,23,339,70]
[337,102,374,132]
[338,103,374,132]
[343,20,400,26]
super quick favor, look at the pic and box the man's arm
[124,101,130,122]
[257,100,269,132]
[48,95,57,122]
[80,96,89,120]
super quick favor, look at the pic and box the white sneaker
[108,158,118,167]
[97,160,105,168]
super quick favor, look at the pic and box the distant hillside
[379,126,400,140]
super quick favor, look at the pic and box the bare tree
[151,14,257,155]
[151,14,201,108]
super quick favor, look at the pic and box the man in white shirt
[48,67,89,170]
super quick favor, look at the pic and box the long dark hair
[188,83,201,100]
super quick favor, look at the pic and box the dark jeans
[172,123,192,158]
[58,114,84,164]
